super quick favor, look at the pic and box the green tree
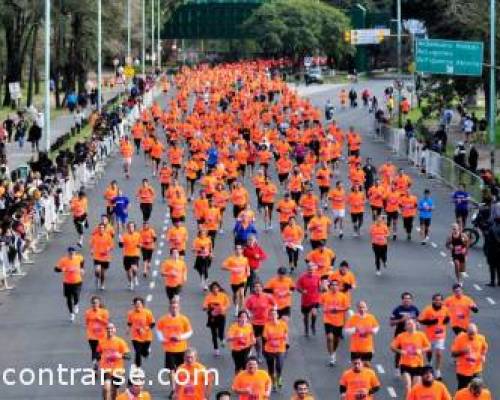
[242,0,353,65]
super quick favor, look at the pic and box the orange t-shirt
[444,295,476,330]
[56,254,84,284]
[455,387,492,400]
[339,367,381,400]
[328,188,345,210]
[127,308,155,342]
[282,225,303,246]
[299,195,318,217]
[137,186,155,204]
[232,370,272,400]
[320,291,349,326]
[193,236,212,257]
[175,362,212,400]
[307,216,331,241]
[161,258,187,287]
[231,187,249,207]
[139,227,156,250]
[345,313,379,353]
[97,336,130,373]
[276,199,297,223]
[85,307,109,340]
[116,390,151,400]
[166,226,188,251]
[265,276,295,309]
[263,320,289,353]
[90,232,114,261]
[451,332,488,376]
[391,331,431,367]
[348,191,365,214]
[203,291,231,316]
[407,381,452,400]
[121,232,141,257]
[227,323,255,351]
[223,255,250,285]
[156,313,192,352]
[370,223,389,245]
[419,305,451,341]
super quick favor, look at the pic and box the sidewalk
[5,87,125,170]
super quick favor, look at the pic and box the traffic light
[344,30,351,44]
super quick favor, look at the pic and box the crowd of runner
[53,61,493,399]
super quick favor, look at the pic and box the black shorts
[102,372,125,387]
[164,351,185,370]
[141,248,153,262]
[253,324,264,338]
[400,365,423,378]
[94,260,110,270]
[278,173,289,183]
[455,209,468,220]
[324,323,343,338]
[231,282,245,293]
[170,216,186,224]
[63,282,82,298]
[169,248,185,257]
[152,157,160,165]
[452,326,466,335]
[319,186,329,195]
[452,254,466,263]
[420,217,431,227]
[301,303,319,314]
[123,256,140,271]
[277,307,291,318]
[262,202,274,212]
[351,352,373,362]
[172,164,181,170]
[165,285,182,300]
[371,206,382,215]
[387,211,399,222]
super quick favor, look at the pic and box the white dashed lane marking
[146,294,153,302]
[376,364,385,374]
[440,251,447,258]
[473,284,482,291]
[486,297,496,305]
[149,281,155,289]
[152,270,158,277]
[431,242,437,248]
[387,387,397,398]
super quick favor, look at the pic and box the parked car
[305,67,324,85]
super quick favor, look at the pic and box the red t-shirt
[296,272,321,307]
[245,293,276,326]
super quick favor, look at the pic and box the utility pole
[44,0,51,152]
[142,0,146,76]
[490,0,496,171]
[151,0,155,69]
[97,0,102,111]
[157,0,161,70]
[397,0,403,128]
[127,0,131,64]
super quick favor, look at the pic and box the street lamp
[142,0,146,77]
[127,0,131,63]
[397,0,403,128]
[489,0,496,170]
[97,0,102,112]
[44,0,51,152]
[113,58,120,75]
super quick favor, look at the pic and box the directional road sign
[350,29,390,45]
[415,39,484,76]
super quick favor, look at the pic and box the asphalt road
[0,79,498,399]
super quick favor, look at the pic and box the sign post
[415,39,484,76]
[349,29,390,45]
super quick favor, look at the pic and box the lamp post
[397,0,403,128]
[489,0,496,171]
[151,0,155,69]
[157,0,161,70]
[142,0,146,77]
[97,0,102,112]
[127,0,131,64]
[44,0,51,152]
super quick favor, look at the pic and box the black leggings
[208,315,226,350]
[372,244,387,271]
[194,256,212,280]
[265,352,285,377]
[140,203,153,222]
[63,283,82,313]
[73,215,87,235]
[286,247,299,268]
[232,348,251,373]
[132,340,151,367]
[403,216,414,234]
[89,339,99,362]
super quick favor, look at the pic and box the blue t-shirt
[391,305,420,334]
[112,196,129,216]
[452,190,470,212]
[418,197,434,219]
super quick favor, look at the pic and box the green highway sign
[416,39,484,76]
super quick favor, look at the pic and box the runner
[276,192,298,232]
[70,190,88,247]
[90,222,114,290]
[243,235,267,292]
[368,178,385,222]
[192,227,213,290]
[444,284,478,335]
[299,189,318,235]
[203,281,230,356]
[264,267,295,321]
[136,179,155,223]
[54,246,84,321]
[260,176,278,231]
[307,208,332,249]
[454,378,492,400]
[245,281,276,362]
[282,216,304,273]
[452,184,471,230]
[418,189,434,244]
[119,222,141,290]
[166,219,189,256]
[296,263,321,337]
[390,292,420,376]
[232,356,272,400]
[127,297,155,368]
[327,260,357,311]
[103,180,119,222]
[291,379,314,400]
[320,279,349,366]
[159,161,173,202]
[348,184,365,237]
[97,323,130,400]
[85,296,109,368]
[306,242,336,280]
[418,293,451,379]
[226,310,256,373]
[338,358,381,399]
[400,189,418,241]
[139,221,156,277]
[384,182,401,240]
[203,197,221,244]
[161,249,188,301]
[262,307,289,391]
[344,301,380,366]
[328,181,346,239]
[391,319,431,396]
[120,136,134,179]
[446,223,469,284]
[222,244,250,316]
[369,214,389,275]
[156,298,193,389]
[112,189,130,236]
[174,348,214,400]
[407,366,452,400]
[115,368,152,400]
[213,183,230,233]
[451,323,488,389]
[150,136,164,176]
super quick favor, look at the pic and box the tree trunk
[27,23,39,107]
[35,65,40,95]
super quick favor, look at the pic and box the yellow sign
[408,62,416,74]
[124,65,135,78]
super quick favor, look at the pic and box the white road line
[160,234,165,239]
[473,284,482,291]
[159,242,165,248]
[431,242,437,248]
[449,261,455,266]
[376,364,385,374]
[149,281,155,289]
[152,270,158,277]
[440,251,447,258]
[486,297,496,305]
[154,260,160,266]
[462,272,469,278]
[416,227,420,232]
[157,250,162,256]
[387,387,397,398]
[146,294,153,302]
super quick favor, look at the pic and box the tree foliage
[242,0,353,64]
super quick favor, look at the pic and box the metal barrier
[0,243,13,290]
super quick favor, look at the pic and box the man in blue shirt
[452,184,470,229]
[112,189,130,235]
[418,189,434,245]
[206,143,218,172]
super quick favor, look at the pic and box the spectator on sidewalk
[15,115,27,149]
[468,145,479,174]
[67,91,78,113]
[3,114,15,142]
[453,142,467,168]
[27,121,42,153]
[463,114,474,143]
